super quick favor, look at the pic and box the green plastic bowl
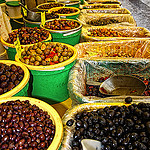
[15,42,77,104]
[41,19,82,46]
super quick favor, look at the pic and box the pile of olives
[20,42,74,66]
[46,12,59,20]
[0,99,55,149]
[88,18,120,26]
[66,102,150,150]
[38,2,64,10]
[6,27,50,45]
[43,19,80,30]
[51,8,78,14]
[0,63,24,95]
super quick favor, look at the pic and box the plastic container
[48,7,80,20]
[81,8,131,14]
[1,30,52,60]
[0,2,6,13]
[0,50,8,59]
[15,42,78,104]
[82,26,150,42]
[37,2,65,12]
[0,96,63,150]
[0,60,29,98]
[10,16,24,30]
[41,19,82,46]
[6,1,22,18]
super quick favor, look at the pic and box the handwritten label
[22,5,27,17]
[14,36,22,59]
[41,11,46,26]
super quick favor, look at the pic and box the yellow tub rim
[0,60,30,98]
[0,96,63,150]
[15,42,77,70]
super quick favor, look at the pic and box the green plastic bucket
[62,1,80,8]
[15,42,77,104]
[1,31,52,60]
[48,7,80,20]
[41,19,82,46]
[29,61,76,104]
[23,17,40,28]
[0,60,30,98]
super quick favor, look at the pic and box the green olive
[53,55,59,62]
[63,57,68,61]
[42,60,47,66]
[59,56,64,63]
[57,53,61,57]
[30,57,35,63]
[29,62,34,66]
[34,61,40,66]
[68,52,73,57]
[35,55,42,62]
[36,48,42,54]
[25,59,30,65]
[56,47,63,53]
[33,45,38,50]
[30,51,37,57]
[20,58,25,63]
[38,42,42,48]
[40,55,45,60]
[44,49,50,55]
[27,51,31,55]
[21,51,26,56]
[62,52,68,57]
[28,46,33,50]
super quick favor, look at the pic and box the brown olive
[42,61,47,66]
[1,82,8,88]
[59,56,64,63]
[21,51,26,56]
[53,56,59,62]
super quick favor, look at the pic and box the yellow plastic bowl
[15,42,77,70]
[0,97,63,150]
[0,60,30,98]
[48,6,80,17]
[1,29,52,48]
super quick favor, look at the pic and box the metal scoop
[81,139,102,150]
[19,2,41,22]
[87,75,146,96]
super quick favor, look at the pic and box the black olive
[66,119,74,126]
[125,97,132,104]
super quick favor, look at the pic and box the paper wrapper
[61,97,150,149]
[81,26,150,42]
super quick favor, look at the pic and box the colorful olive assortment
[20,42,74,66]
[88,28,149,37]
[87,1,120,4]
[0,63,24,95]
[86,76,150,97]
[88,18,120,26]
[44,19,80,30]
[38,3,64,10]
[83,5,119,9]
[6,27,50,45]
[0,99,55,149]
[67,101,150,150]
[52,8,78,14]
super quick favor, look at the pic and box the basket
[78,13,137,27]
[80,3,121,9]
[82,26,150,42]
[81,8,131,14]
[61,97,150,149]
[0,60,30,98]
[74,40,150,59]
[0,97,63,150]
[48,7,80,20]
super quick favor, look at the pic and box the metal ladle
[19,2,41,22]
[87,75,146,96]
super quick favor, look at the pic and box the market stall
[0,0,150,149]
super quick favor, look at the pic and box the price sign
[14,36,22,59]
[41,11,46,26]
[22,5,27,17]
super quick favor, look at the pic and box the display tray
[68,59,150,104]
[81,26,150,42]
[80,3,121,9]
[78,14,136,27]
[74,40,150,59]
[61,97,150,149]
[81,8,131,14]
